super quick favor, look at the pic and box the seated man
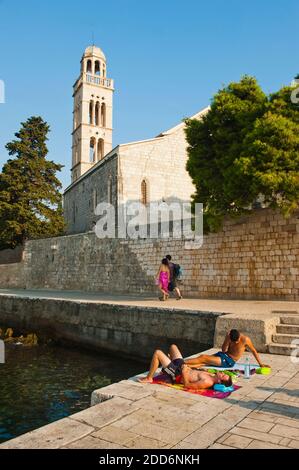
[185,329,269,369]
[138,344,232,390]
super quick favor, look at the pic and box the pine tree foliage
[0,116,65,249]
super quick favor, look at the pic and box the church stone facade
[64,45,208,234]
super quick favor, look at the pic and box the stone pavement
[0,288,298,315]
[1,349,299,449]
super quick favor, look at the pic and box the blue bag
[213,384,234,392]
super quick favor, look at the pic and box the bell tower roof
[83,45,106,62]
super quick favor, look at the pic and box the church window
[74,110,77,129]
[97,139,104,160]
[107,176,113,204]
[93,188,97,210]
[95,102,100,126]
[86,60,92,73]
[101,103,106,127]
[141,179,148,205]
[95,61,101,75]
[89,137,96,162]
[77,106,80,127]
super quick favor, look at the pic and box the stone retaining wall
[0,295,220,359]
[0,245,23,264]
[0,208,298,299]
[0,263,25,289]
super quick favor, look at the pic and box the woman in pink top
[156,258,170,301]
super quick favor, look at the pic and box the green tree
[0,116,65,249]
[185,76,299,231]
[236,87,299,216]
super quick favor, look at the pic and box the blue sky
[0,0,298,189]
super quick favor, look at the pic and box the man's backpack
[173,264,182,279]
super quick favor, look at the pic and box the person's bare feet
[138,376,153,383]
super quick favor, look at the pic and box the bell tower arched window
[101,103,106,127]
[89,137,96,162]
[95,61,100,75]
[89,100,94,125]
[97,139,104,160]
[86,60,92,73]
[95,102,100,126]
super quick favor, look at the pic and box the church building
[63,45,208,234]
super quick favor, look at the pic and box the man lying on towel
[138,344,232,390]
[185,329,270,369]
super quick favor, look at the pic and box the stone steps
[279,315,299,325]
[276,324,299,335]
[272,333,299,345]
[268,342,298,356]
[270,314,299,355]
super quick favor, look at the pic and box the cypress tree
[0,116,65,249]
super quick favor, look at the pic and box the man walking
[166,254,182,300]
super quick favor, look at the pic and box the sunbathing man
[185,329,270,369]
[138,344,232,390]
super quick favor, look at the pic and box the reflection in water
[0,339,146,443]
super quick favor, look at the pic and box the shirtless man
[138,344,232,390]
[185,329,270,369]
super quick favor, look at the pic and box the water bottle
[244,357,250,379]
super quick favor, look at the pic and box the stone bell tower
[71,45,114,182]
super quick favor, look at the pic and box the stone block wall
[20,233,152,293]
[0,263,25,288]
[0,208,298,300]
[0,295,219,359]
[64,151,118,234]
[64,124,196,236]
[129,208,299,300]
[0,245,23,264]
[119,126,195,204]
